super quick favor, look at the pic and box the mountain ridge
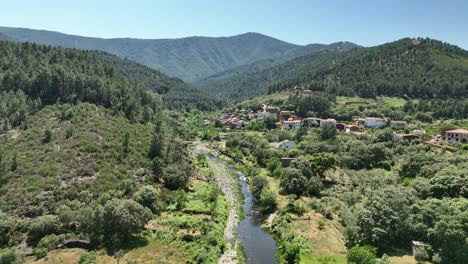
[0,26,356,82]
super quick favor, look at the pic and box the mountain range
[0,27,356,82]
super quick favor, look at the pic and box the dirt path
[193,143,240,264]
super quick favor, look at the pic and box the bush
[259,188,277,213]
[29,215,60,241]
[33,247,48,259]
[347,245,377,264]
[317,219,325,230]
[36,234,61,250]
[0,248,23,264]
[432,253,442,264]
[414,247,430,262]
[79,251,96,264]
[133,185,159,213]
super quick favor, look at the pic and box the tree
[347,246,377,264]
[0,248,23,264]
[148,120,164,159]
[252,175,268,199]
[162,164,189,190]
[0,213,17,247]
[133,185,159,213]
[319,124,337,141]
[42,129,52,143]
[280,168,307,196]
[309,153,337,178]
[28,215,60,242]
[122,132,130,154]
[102,199,152,242]
[259,188,277,213]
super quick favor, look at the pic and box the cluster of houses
[205,104,468,146]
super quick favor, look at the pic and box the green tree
[28,215,59,241]
[259,188,277,213]
[133,185,159,213]
[102,199,152,242]
[162,164,190,190]
[280,168,307,196]
[309,153,337,178]
[319,124,337,141]
[347,245,377,264]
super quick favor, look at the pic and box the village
[204,102,468,148]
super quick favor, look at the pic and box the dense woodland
[268,38,468,98]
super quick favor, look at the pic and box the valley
[0,19,467,264]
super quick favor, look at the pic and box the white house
[270,140,296,150]
[365,117,386,128]
[282,120,302,130]
[320,118,337,127]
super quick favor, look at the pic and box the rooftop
[445,129,468,134]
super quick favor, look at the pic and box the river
[199,146,278,264]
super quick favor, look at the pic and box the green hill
[198,37,468,101]
[0,27,354,82]
[268,38,468,98]
[95,52,222,110]
[196,42,359,100]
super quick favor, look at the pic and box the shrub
[79,251,96,264]
[29,215,60,241]
[36,234,61,250]
[0,248,23,264]
[432,253,442,264]
[133,185,159,213]
[33,247,48,259]
[317,219,325,230]
[414,247,430,262]
[259,188,277,213]
[347,245,377,264]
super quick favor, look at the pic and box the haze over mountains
[0,27,357,82]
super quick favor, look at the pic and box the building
[390,120,408,129]
[365,117,386,128]
[264,105,280,115]
[303,90,321,96]
[413,130,426,136]
[336,123,346,131]
[444,129,468,144]
[270,140,296,150]
[320,118,337,127]
[347,125,360,132]
[306,117,321,126]
[280,158,296,167]
[396,133,419,141]
[282,120,303,130]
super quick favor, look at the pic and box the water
[234,169,279,264]
[205,151,278,264]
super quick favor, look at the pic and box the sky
[1,0,468,48]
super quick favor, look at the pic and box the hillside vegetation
[195,41,358,100]
[96,51,222,111]
[0,27,330,82]
[269,38,468,98]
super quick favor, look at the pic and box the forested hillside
[0,41,163,124]
[0,27,319,81]
[0,40,230,263]
[196,42,358,100]
[0,33,9,41]
[95,52,222,111]
[269,38,468,98]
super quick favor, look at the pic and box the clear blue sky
[1,0,468,48]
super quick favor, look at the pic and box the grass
[301,253,347,264]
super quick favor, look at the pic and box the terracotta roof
[445,129,468,134]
